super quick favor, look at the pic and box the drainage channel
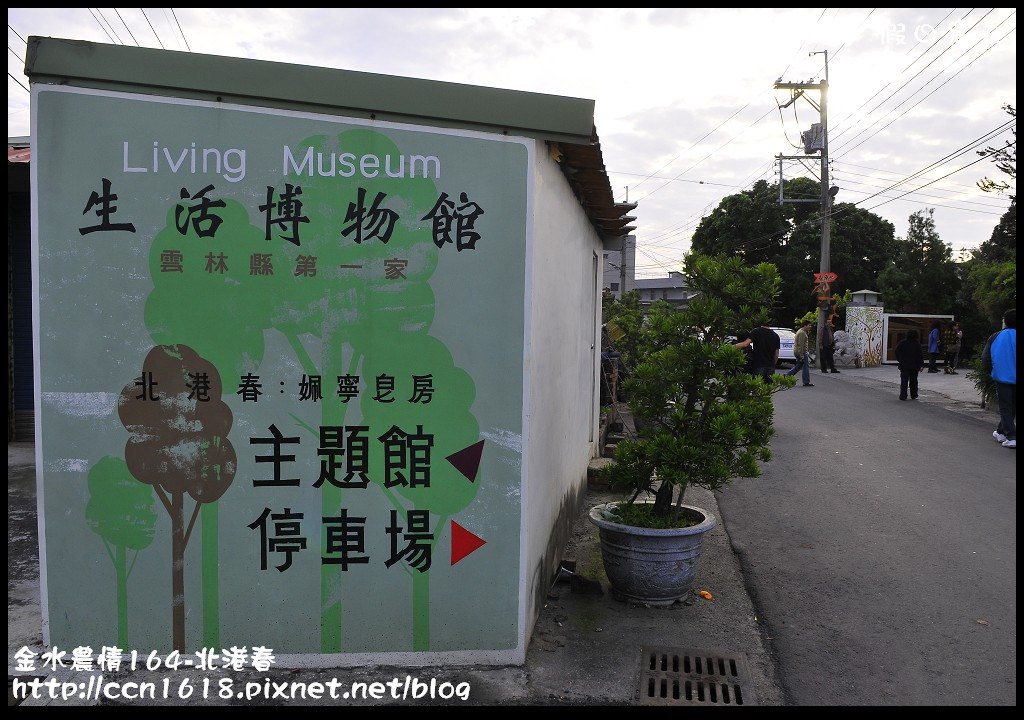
[637,646,757,706]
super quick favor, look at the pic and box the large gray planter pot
[589,501,717,606]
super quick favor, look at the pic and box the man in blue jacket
[982,308,1016,449]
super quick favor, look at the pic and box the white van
[770,327,797,365]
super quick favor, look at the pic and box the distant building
[601,234,696,309]
[601,233,638,298]
[634,271,697,309]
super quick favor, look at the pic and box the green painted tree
[85,456,158,647]
[143,198,272,649]
[144,128,481,652]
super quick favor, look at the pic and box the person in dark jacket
[819,318,840,373]
[894,329,925,401]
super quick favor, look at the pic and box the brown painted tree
[117,344,236,651]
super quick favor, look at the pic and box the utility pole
[620,187,630,299]
[811,51,830,279]
[775,50,832,363]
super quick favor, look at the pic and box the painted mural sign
[33,86,531,660]
[814,272,840,324]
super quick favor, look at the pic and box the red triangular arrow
[446,439,484,483]
[450,521,487,566]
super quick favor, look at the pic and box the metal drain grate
[636,646,757,706]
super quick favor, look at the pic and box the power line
[8,23,25,44]
[114,8,141,46]
[633,107,777,204]
[835,168,1011,209]
[625,103,753,197]
[633,9,884,254]
[837,159,999,193]
[828,8,962,146]
[626,8,840,202]
[632,159,777,249]
[8,70,28,93]
[831,9,1001,156]
[676,119,1016,259]
[608,171,748,191]
[853,119,1014,206]
[86,8,118,44]
[838,184,1008,215]
[835,20,1016,160]
[631,116,1013,267]
[170,8,192,52]
[140,8,166,49]
[93,9,125,44]
[864,142,1016,213]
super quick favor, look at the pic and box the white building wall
[520,139,602,656]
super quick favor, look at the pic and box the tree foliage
[691,178,897,327]
[977,104,1016,196]
[599,253,794,525]
[957,103,1016,365]
[602,289,646,370]
[876,208,959,315]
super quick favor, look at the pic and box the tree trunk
[652,481,674,516]
[116,544,128,647]
[171,491,186,652]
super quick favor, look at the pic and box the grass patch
[609,503,703,529]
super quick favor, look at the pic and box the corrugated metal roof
[554,135,638,239]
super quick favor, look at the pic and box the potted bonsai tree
[592,252,795,605]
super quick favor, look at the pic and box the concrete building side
[522,140,603,654]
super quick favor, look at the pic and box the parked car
[770,327,797,365]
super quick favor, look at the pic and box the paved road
[718,373,1016,705]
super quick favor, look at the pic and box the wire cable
[831,9,1000,156]
[828,8,962,145]
[678,119,1015,259]
[170,8,192,52]
[114,8,141,46]
[94,9,125,44]
[8,70,28,93]
[86,8,118,44]
[835,20,1016,160]
[140,8,166,49]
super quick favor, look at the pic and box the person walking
[927,320,942,373]
[735,322,780,383]
[982,309,1016,449]
[894,329,924,401]
[786,320,814,386]
[819,318,840,374]
[943,321,962,374]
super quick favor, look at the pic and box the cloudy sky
[8,8,1016,276]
